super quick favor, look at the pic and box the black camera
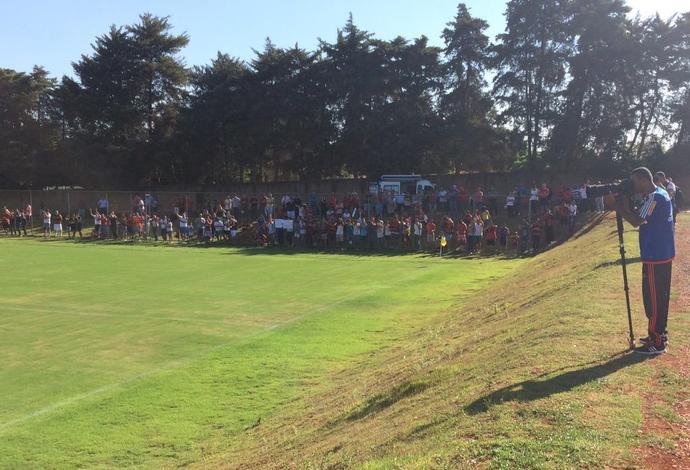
[586,179,634,199]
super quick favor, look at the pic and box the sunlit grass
[0,239,517,467]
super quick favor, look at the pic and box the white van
[378,175,435,196]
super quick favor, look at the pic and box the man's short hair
[632,167,654,182]
[655,171,666,179]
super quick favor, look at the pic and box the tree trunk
[627,96,646,155]
[525,77,534,163]
[636,92,660,160]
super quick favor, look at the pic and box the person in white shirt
[413,219,423,250]
[42,209,52,237]
[377,219,385,248]
[579,185,588,205]
[159,216,169,241]
[133,194,145,214]
[231,195,241,219]
[23,202,32,229]
[178,213,188,240]
[568,201,578,233]
[656,171,678,222]
[214,218,224,241]
[265,193,274,218]
[267,217,275,245]
[296,217,306,245]
[53,211,63,237]
[505,192,517,218]
[591,181,605,212]
[667,178,677,198]
[90,209,101,238]
[655,172,676,199]
[353,219,361,247]
[529,185,539,214]
[335,220,344,246]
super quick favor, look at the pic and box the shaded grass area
[346,380,433,422]
[217,213,690,469]
[0,238,517,467]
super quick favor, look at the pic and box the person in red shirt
[54,211,64,237]
[558,202,569,227]
[1,206,10,235]
[531,218,543,252]
[509,231,520,253]
[442,216,455,249]
[389,216,401,249]
[484,223,498,253]
[538,184,551,210]
[456,219,468,248]
[327,218,337,248]
[543,209,555,244]
[472,187,484,212]
[458,187,470,214]
[499,224,510,251]
[134,213,144,239]
[427,191,437,214]
[100,213,109,239]
[425,220,437,248]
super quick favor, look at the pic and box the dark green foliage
[1,4,689,188]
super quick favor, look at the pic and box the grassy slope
[0,240,516,468]
[219,213,690,469]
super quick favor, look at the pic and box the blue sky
[1,0,685,78]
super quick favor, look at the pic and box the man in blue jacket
[617,167,675,355]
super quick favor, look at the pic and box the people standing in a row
[1,206,29,237]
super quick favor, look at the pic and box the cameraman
[617,167,675,355]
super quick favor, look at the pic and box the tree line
[1,1,689,189]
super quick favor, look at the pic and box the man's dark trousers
[642,261,672,347]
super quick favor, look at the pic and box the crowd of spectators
[1,175,682,257]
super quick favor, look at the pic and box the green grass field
[216,214,690,469]
[3,215,688,469]
[0,239,518,468]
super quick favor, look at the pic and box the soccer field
[0,239,517,467]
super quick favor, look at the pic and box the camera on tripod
[586,179,634,199]
[586,178,637,349]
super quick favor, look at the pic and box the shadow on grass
[465,351,649,415]
[572,212,609,240]
[26,236,522,260]
[595,256,642,269]
[220,246,526,260]
[346,380,432,422]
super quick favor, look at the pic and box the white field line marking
[0,268,432,433]
[0,305,294,327]
[0,311,313,434]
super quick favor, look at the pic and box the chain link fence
[0,188,386,224]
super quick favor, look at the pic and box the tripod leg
[616,213,635,349]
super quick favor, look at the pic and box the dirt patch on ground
[641,213,690,470]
